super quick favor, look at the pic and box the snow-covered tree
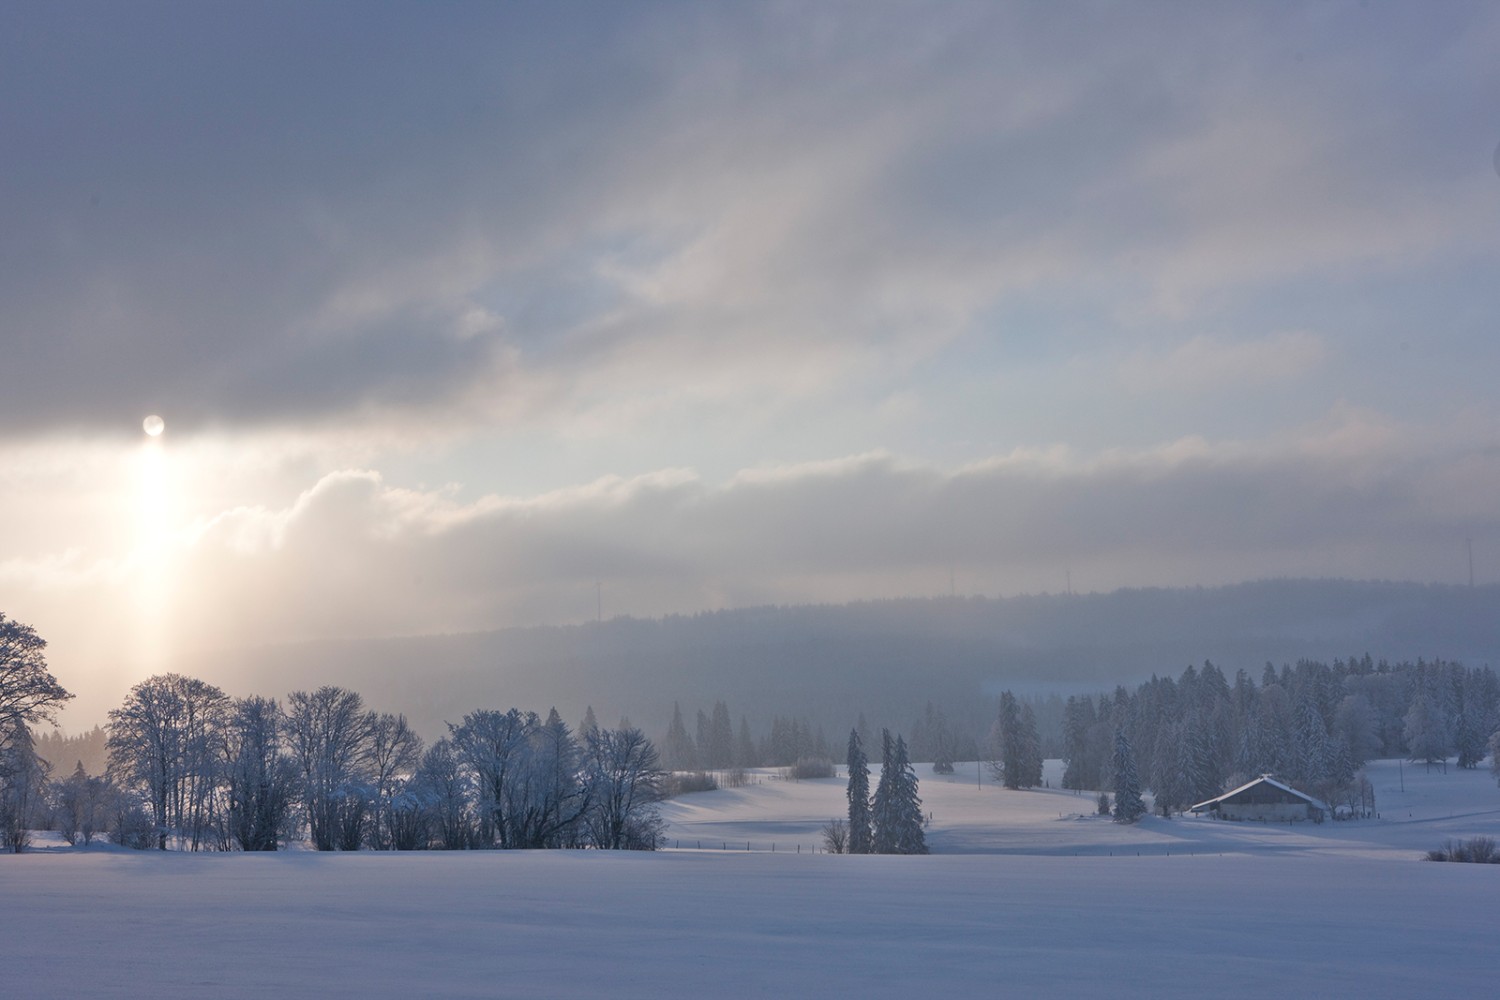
[506,708,589,849]
[889,736,927,854]
[0,721,47,852]
[108,673,230,851]
[1403,691,1452,768]
[285,686,376,851]
[412,738,471,849]
[662,702,697,771]
[1332,694,1380,766]
[845,728,872,854]
[872,730,926,854]
[448,707,536,848]
[53,761,108,847]
[992,691,1042,789]
[1061,695,1099,790]
[1292,695,1332,786]
[223,696,298,851]
[366,712,423,850]
[1112,728,1146,824]
[734,716,756,769]
[707,701,734,770]
[582,724,663,850]
[0,614,72,741]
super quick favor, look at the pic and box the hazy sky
[3,1,1499,724]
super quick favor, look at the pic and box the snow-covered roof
[1188,775,1330,814]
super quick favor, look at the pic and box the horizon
[31,574,1500,736]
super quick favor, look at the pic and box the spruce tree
[845,728,873,854]
[663,702,697,771]
[872,729,897,853]
[890,735,927,854]
[735,716,756,769]
[1017,702,1044,788]
[994,691,1043,789]
[1112,728,1146,824]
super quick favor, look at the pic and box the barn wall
[1221,802,1313,822]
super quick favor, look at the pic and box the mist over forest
[190,578,1500,745]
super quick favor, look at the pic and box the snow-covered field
[4,760,1497,999]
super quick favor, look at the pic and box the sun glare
[134,429,177,670]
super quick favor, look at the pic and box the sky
[3,1,1499,726]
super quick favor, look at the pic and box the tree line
[1,615,666,853]
[1053,657,1500,821]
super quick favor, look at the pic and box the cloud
[4,3,1495,449]
[1119,331,1329,393]
[8,417,1456,656]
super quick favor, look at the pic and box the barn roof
[1188,775,1329,814]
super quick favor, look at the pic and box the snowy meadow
[5,759,1497,999]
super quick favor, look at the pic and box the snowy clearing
[4,760,1497,999]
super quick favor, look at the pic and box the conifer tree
[1112,728,1146,824]
[872,729,897,853]
[709,701,734,770]
[1016,702,1044,788]
[889,735,927,854]
[662,702,696,771]
[993,691,1043,789]
[872,730,927,854]
[845,728,873,854]
[735,716,756,769]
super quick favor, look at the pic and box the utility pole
[596,580,602,623]
[1468,538,1475,587]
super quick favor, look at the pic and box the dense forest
[204,580,1500,749]
[1052,656,1499,818]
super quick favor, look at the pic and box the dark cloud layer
[6,3,1495,439]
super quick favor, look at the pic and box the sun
[143,414,165,437]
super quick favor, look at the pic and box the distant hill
[211,579,1500,743]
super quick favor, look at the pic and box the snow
[3,760,1497,998]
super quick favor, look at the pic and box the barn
[1189,775,1329,822]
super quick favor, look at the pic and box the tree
[285,687,376,851]
[54,761,108,846]
[0,614,72,738]
[992,691,1042,789]
[506,708,589,849]
[734,715,756,769]
[366,712,423,850]
[0,721,47,852]
[662,702,697,771]
[1403,691,1452,770]
[223,696,297,851]
[1112,728,1146,824]
[412,738,471,849]
[107,674,229,850]
[449,708,536,848]
[1061,695,1098,790]
[1332,694,1380,766]
[845,728,873,854]
[0,615,71,851]
[1490,730,1500,788]
[872,730,926,854]
[1292,695,1332,786]
[582,725,663,850]
[708,701,734,770]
